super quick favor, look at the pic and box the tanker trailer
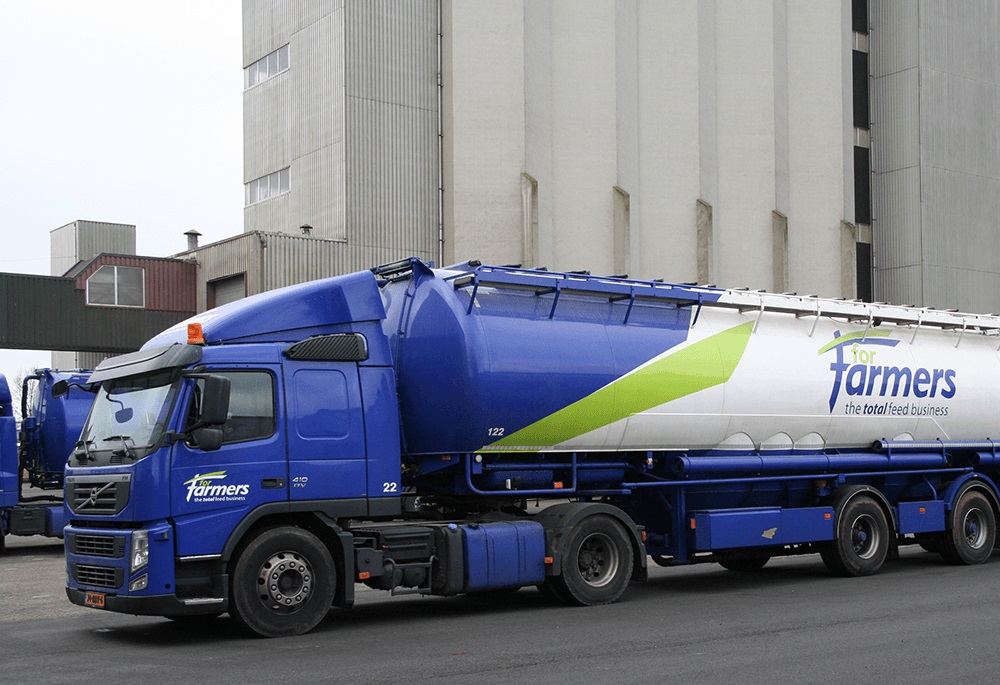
[380,260,1000,575]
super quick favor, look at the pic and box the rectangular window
[856,242,873,303]
[190,371,275,445]
[852,0,869,34]
[86,265,145,308]
[853,50,870,130]
[244,44,290,91]
[245,168,291,207]
[854,146,871,225]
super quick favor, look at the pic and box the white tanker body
[553,297,1000,456]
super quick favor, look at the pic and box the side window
[189,371,275,444]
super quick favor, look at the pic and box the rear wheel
[229,527,335,638]
[939,490,996,565]
[820,495,889,577]
[551,515,633,605]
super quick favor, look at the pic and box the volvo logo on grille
[82,482,113,508]
[68,475,130,515]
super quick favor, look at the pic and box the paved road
[2,536,999,685]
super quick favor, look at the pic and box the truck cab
[63,270,403,631]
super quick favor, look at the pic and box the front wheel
[551,515,633,606]
[229,527,336,638]
[820,495,889,577]
[939,490,996,565]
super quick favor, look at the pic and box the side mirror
[199,375,231,427]
[192,427,224,452]
[52,380,68,398]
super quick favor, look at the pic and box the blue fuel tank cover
[461,521,546,591]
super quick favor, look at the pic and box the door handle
[261,477,285,489]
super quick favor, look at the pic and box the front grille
[69,533,125,558]
[72,564,123,589]
[66,475,131,515]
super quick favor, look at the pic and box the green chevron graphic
[816,329,892,356]
[484,321,755,450]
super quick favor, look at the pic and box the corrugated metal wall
[344,0,439,259]
[49,220,135,276]
[870,0,922,306]
[871,0,1000,312]
[0,273,191,353]
[244,0,436,266]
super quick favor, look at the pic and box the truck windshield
[78,369,178,462]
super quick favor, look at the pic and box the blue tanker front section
[381,263,722,457]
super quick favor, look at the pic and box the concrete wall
[443,0,855,296]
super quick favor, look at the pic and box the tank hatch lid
[142,269,386,349]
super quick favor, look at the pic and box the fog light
[129,575,148,592]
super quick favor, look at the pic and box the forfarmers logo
[818,330,956,413]
[184,471,251,503]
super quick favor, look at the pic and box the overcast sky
[0,1,244,378]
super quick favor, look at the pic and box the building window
[87,265,145,307]
[244,44,289,90]
[245,168,290,206]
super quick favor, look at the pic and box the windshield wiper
[102,435,137,461]
[73,439,96,463]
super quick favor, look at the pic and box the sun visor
[88,344,203,384]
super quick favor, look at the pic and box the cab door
[171,367,287,558]
[283,360,367,505]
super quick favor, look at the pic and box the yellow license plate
[85,592,106,608]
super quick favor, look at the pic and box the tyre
[551,515,633,606]
[820,495,889,577]
[939,490,996,565]
[718,552,770,572]
[229,527,336,638]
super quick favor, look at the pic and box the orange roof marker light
[187,323,206,345]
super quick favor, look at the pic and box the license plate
[85,592,106,608]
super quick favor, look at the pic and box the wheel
[229,527,336,637]
[939,490,996,565]
[717,552,770,572]
[551,515,633,606]
[820,495,889,577]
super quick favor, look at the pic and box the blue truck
[1,368,94,551]
[64,258,1000,636]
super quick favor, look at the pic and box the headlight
[131,530,149,572]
